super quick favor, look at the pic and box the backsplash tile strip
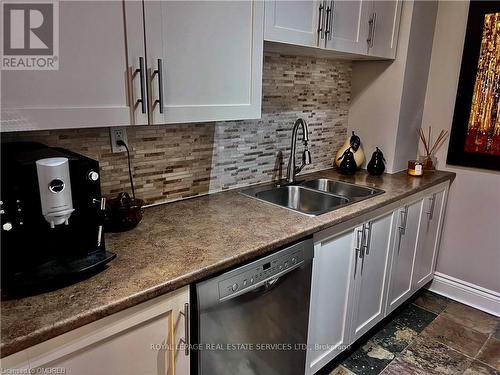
[2,53,352,205]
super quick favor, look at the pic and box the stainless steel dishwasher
[195,238,314,375]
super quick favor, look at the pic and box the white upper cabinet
[1,1,147,131]
[413,186,448,290]
[264,0,401,59]
[264,1,320,47]
[144,1,263,124]
[1,1,264,131]
[367,1,402,58]
[324,0,371,55]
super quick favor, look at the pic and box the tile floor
[324,290,499,375]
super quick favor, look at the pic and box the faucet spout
[286,118,311,184]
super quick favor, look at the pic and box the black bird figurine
[367,147,386,176]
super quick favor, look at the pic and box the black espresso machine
[1,142,116,294]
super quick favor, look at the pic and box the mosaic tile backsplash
[2,53,352,205]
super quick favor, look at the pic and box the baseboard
[427,272,500,317]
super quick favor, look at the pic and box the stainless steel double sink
[241,178,384,216]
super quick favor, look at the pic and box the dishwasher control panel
[218,247,305,300]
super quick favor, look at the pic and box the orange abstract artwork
[465,12,500,155]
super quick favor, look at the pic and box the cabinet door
[324,0,372,54]
[306,229,356,375]
[24,287,190,375]
[386,200,423,313]
[369,1,402,58]
[264,0,320,47]
[350,212,394,341]
[413,188,447,289]
[144,1,263,124]
[1,1,148,131]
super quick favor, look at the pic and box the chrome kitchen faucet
[286,118,311,183]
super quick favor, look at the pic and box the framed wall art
[448,1,500,170]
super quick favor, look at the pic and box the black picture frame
[447,1,500,171]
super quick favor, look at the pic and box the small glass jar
[407,160,424,176]
[418,155,437,170]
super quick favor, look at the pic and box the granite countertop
[0,168,455,357]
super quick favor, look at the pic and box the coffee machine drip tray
[2,250,116,296]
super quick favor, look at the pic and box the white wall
[394,0,438,172]
[421,1,500,293]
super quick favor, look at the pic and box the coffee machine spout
[45,208,76,228]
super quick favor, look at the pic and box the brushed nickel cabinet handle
[399,206,408,235]
[317,1,325,45]
[183,302,189,356]
[427,194,436,221]
[329,1,334,40]
[135,57,147,114]
[153,58,164,114]
[397,228,403,255]
[363,221,372,256]
[354,228,363,278]
[324,1,332,42]
[367,15,373,47]
[371,12,377,48]
[178,302,190,357]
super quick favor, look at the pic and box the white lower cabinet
[307,182,449,374]
[385,199,423,314]
[306,227,356,374]
[349,212,394,341]
[412,188,447,290]
[1,287,190,375]
[306,211,394,374]
[385,183,449,314]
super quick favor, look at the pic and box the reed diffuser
[418,126,448,170]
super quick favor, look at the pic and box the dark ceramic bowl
[105,192,145,232]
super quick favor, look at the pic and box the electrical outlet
[110,127,128,153]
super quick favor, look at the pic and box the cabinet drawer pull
[371,12,377,48]
[153,58,164,114]
[135,57,147,114]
